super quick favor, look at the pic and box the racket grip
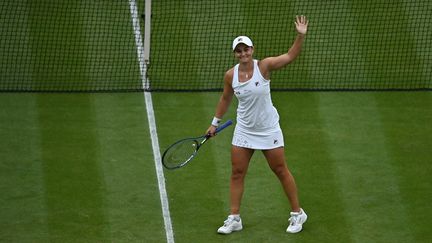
[215,119,233,133]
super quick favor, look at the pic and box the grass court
[1,1,431,242]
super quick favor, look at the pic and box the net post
[143,0,152,91]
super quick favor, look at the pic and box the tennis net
[0,1,142,92]
[1,1,431,92]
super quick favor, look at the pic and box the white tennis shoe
[217,215,243,234]
[286,208,307,233]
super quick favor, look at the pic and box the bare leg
[230,146,254,215]
[262,147,300,212]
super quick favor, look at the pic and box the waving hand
[295,15,308,35]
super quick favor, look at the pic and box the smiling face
[233,43,254,63]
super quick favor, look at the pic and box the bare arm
[207,70,234,136]
[260,16,309,75]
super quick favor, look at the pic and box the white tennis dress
[231,59,284,149]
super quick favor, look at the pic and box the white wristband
[211,117,222,127]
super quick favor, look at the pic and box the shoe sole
[286,225,303,233]
[217,226,243,234]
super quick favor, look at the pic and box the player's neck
[238,60,253,71]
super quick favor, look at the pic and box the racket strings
[163,139,199,168]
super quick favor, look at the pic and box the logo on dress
[255,81,259,86]
[273,139,278,144]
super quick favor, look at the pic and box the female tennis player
[207,15,309,234]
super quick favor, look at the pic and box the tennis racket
[162,120,233,170]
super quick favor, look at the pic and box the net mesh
[1,0,431,92]
[0,1,142,92]
[149,0,432,91]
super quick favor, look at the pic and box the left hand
[295,15,308,35]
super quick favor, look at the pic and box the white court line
[128,1,175,243]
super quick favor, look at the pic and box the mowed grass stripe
[92,93,166,242]
[374,92,432,242]
[0,94,48,242]
[317,93,414,243]
[36,94,108,241]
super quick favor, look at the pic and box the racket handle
[215,119,233,133]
